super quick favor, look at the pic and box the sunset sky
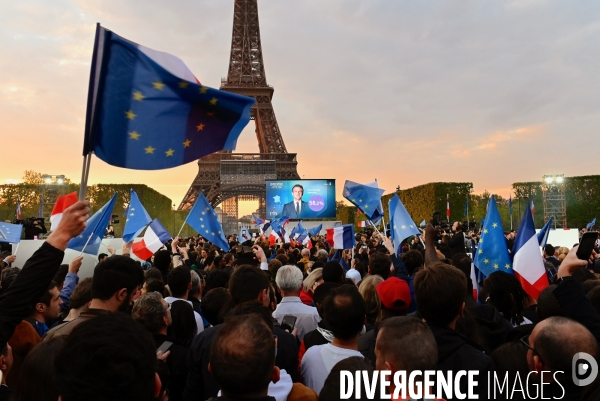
[2,1,599,216]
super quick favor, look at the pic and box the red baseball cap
[376,277,411,311]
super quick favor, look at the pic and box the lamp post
[172,204,176,235]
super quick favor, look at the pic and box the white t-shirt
[301,343,363,394]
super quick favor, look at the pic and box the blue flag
[83,25,255,170]
[587,218,596,231]
[270,216,290,240]
[388,194,419,256]
[463,195,468,217]
[0,222,23,244]
[473,195,512,277]
[307,224,322,238]
[68,193,117,255]
[419,220,427,228]
[509,195,513,217]
[537,217,554,249]
[342,180,385,220]
[123,189,152,243]
[185,193,229,251]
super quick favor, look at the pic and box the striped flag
[132,219,171,260]
[446,194,450,221]
[325,224,355,249]
[16,197,22,220]
[513,205,548,299]
[50,192,78,231]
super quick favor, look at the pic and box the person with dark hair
[451,253,512,352]
[204,268,230,293]
[168,298,198,348]
[13,336,64,401]
[142,277,166,297]
[98,253,108,263]
[301,284,366,393]
[201,288,232,327]
[55,313,160,401]
[491,341,530,401]
[145,267,164,282]
[368,252,392,280]
[153,249,172,281]
[446,221,466,257]
[45,255,144,340]
[0,200,89,396]
[166,266,204,334]
[414,259,495,400]
[374,317,438,397]
[544,244,561,268]
[184,266,299,401]
[299,282,340,365]
[483,271,536,326]
[133,292,188,401]
[209,314,317,400]
[536,284,564,320]
[62,277,93,323]
[322,261,345,284]
[26,281,62,337]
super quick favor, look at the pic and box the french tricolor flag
[50,192,78,231]
[358,221,369,228]
[132,219,171,261]
[513,205,548,299]
[325,224,355,249]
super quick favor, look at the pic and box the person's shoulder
[302,343,325,361]
[287,383,318,401]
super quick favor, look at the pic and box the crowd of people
[0,202,599,400]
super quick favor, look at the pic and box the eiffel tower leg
[222,196,238,236]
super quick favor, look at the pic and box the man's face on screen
[292,186,303,201]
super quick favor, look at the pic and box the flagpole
[14,243,20,256]
[78,234,93,257]
[79,153,92,201]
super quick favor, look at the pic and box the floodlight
[556,176,564,184]
[45,178,52,184]
[545,176,554,184]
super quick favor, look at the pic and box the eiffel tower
[178,0,300,234]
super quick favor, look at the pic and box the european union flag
[270,216,290,240]
[388,194,419,256]
[123,189,152,243]
[307,224,322,238]
[184,193,229,251]
[83,25,255,170]
[0,222,23,244]
[343,180,385,220]
[68,192,117,255]
[473,195,512,277]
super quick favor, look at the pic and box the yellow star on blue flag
[83,25,255,170]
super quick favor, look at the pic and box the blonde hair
[359,275,384,324]
[303,268,323,293]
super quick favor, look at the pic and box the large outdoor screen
[266,179,336,219]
